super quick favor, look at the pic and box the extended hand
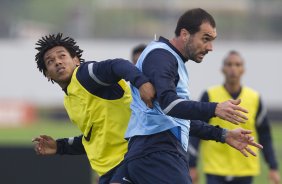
[215,99,248,125]
[139,82,156,108]
[189,167,199,184]
[225,128,263,157]
[32,135,57,155]
[269,169,281,184]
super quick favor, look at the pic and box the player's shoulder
[242,86,260,97]
[75,61,98,87]
[207,85,223,92]
[77,60,95,73]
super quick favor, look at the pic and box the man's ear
[221,66,225,76]
[74,56,80,66]
[45,71,51,81]
[180,28,190,42]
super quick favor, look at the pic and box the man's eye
[203,37,210,42]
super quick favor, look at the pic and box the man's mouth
[57,67,65,73]
[198,52,207,59]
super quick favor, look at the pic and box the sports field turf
[0,120,281,184]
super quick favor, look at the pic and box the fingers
[239,148,248,157]
[32,135,51,142]
[223,109,248,124]
[32,135,49,155]
[238,132,263,149]
[248,141,263,149]
[223,114,239,125]
[40,135,53,141]
[139,82,156,109]
[239,146,257,157]
[142,97,153,108]
[215,100,248,124]
[147,101,153,108]
[245,147,256,156]
[233,105,249,114]
[32,137,43,142]
[230,98,241,105]
[239,129,252,135]
[34,142,44,155]
[232,110,248,121]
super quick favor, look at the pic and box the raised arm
[77,59,155,107]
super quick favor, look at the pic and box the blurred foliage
[0,0,281,40]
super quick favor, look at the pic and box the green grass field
[0,120,281,184]
[0,119,80,146]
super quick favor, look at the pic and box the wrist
[220,128,228,143]
[55,139,64,155]
[135,76,150,89]
[213,102,219,117]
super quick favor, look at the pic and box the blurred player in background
[131,44,146,65]
[189,50,280,184]
[32,33,155,184]
[121,8,262,184]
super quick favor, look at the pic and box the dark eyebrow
[44,49,66,61]
[44,55,52,61]
[56,50,67,54]
[204,33,216,39]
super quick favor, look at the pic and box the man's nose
[206,42,213,52]
[55,59,62,65]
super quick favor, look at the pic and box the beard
[184,37,202,63]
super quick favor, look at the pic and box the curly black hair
[35,33,84,78]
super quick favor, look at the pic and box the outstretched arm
[189,122,263,184]
[142,49,247,124]
[190,121,263,157]
[224,128,263,157]
[32,135,86,155]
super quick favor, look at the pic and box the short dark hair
[175,8,216,36]
[223,50,244,65]
[35,33,84,78]
[132,44,146,57]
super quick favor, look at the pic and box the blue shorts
[99,161,130,184]
[206,174,253,184]
[125,151,192,184]
[112,130,192,184]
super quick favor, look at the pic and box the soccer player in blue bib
[122,8,261,184]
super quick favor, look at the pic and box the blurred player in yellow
[189,50,280,184]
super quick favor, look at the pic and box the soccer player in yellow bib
[189,51,280,184]
[33,33,155,183]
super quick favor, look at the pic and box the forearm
[166,101,217,121]
[190,120,224,142]
[256,99,278,169]
[56,135,86,155]
[94,59,149,88]
[257,120,279,169]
